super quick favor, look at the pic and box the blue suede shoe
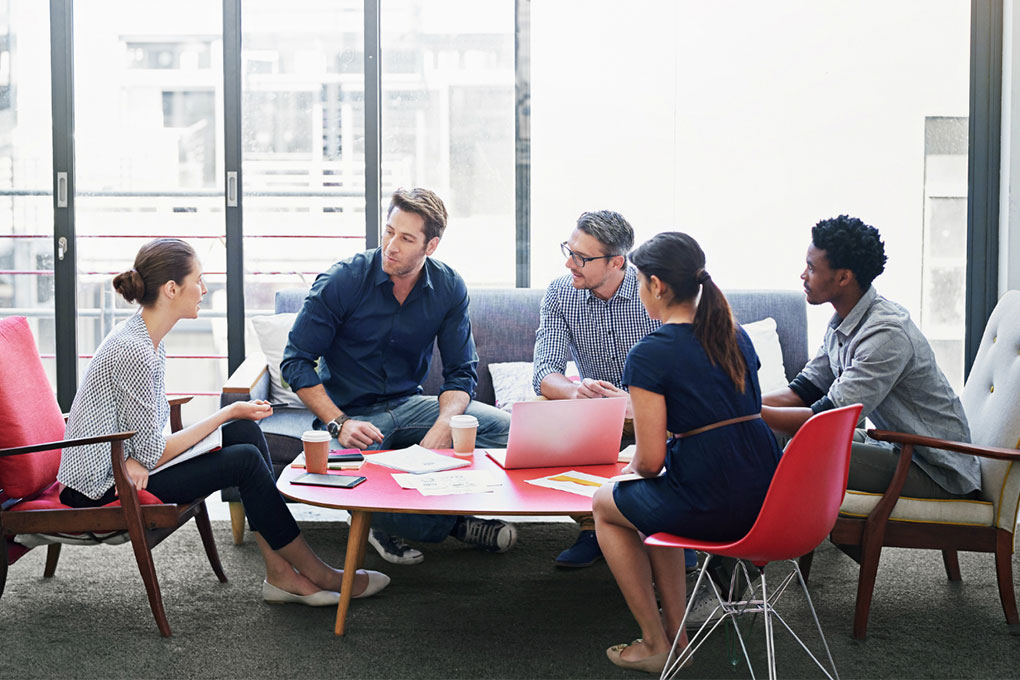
[555,530,603,568]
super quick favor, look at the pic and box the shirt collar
[584,266,638,304]
[832,285,878,336]
[371,248,434,291]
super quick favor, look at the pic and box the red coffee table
[277,449,626,635]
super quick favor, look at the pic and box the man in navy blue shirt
[281,188,515,565]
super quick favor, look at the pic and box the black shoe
[555,530,603,568]
[453,517,517,552]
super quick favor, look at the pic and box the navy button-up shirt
[280,249,478,411]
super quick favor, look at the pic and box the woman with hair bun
[58,238,389,606]
[591,232,780,673]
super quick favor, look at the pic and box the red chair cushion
[9,481,165,512]
[6,482,165,566]
[0,317,67,499]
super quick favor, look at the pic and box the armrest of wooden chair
[0,431,135,458]
[858,429,1020,529]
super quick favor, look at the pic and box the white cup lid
[301,430,332,442]
[450,414,478,428]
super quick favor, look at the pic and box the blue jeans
[341,395,511,542]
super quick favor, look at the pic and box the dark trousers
[60,420,301,550]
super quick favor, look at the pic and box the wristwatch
[326,415,351,439]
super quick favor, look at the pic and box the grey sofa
[219,286,808,542]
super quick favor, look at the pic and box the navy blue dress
[613,323,781,542]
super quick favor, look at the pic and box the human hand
[230,400,274,421]
[619,461,636,475]
[338,419,385,450]
[575,378,601,399]
[124,458,149,491]
[419,421,453,450]
[592,381,634,418]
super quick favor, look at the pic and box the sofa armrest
[221,352,270,406]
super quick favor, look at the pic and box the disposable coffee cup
[302,430,331,474]
[450,414,479,456]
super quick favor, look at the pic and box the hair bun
[112,268,145,303]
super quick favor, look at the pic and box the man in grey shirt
[762,215,980,499]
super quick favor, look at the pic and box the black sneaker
[453,517,517,552]
[367,528,424,565]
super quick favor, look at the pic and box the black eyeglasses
[560,242,617,268]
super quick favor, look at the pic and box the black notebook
[290,473,366,489]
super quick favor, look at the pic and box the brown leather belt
[672,413,762,439]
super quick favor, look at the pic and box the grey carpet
[2,520,1019,679]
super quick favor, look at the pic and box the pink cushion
[0,317,67,499]
[5,482,165,566]
[9,481,164,512]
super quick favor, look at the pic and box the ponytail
[630,232,747,392]
[693,277,746,392]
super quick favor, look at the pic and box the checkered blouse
[57,313,169,499]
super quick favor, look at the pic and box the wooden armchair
[0,316,226,637]
[801,290,1020,639]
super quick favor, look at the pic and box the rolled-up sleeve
[435,279,478,397]
[532,286,571,394]
[792,343,834,400]
[113,348,167,469]
[281,271,345,392]
[825,324,912,418]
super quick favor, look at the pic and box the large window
[73,1,224,412]
[0,1,53,385]
[381,0,515,286]
[0,1,996,411]
[241,0,366,325]
[531,0,971,387]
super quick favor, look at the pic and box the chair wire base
[660,555,839,680]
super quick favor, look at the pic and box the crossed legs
[592,483,689,663]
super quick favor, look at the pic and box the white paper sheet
[150,428,222,475]
[391,470,502,496]
[524,470,611,498]
[365,444,471,474]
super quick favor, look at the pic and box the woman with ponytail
[58,239,388,606]
[592,232,780,673]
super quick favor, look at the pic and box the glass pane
[0,1,54,388]
[531,0,970,389]
[381,0,515,287]
[74,1,224,416]
[241,0,365,332]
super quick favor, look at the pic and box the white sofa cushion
[250,312,305,408]
[742,317,788,393]
[488,361,578,412]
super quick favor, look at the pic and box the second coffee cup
[450,414,479,456]
[301,430,331,474]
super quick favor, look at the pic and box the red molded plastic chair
[0,316,226,636]
[645,404,862,680]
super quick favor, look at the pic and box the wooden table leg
[335,510,372,636]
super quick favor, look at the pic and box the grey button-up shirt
[794,286,979,495]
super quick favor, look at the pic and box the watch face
[327,421,340,438]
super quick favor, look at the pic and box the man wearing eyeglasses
[532,210,660,568]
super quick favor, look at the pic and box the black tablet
[290,473,366,489]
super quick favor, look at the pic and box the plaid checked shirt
[532,266,660,395]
